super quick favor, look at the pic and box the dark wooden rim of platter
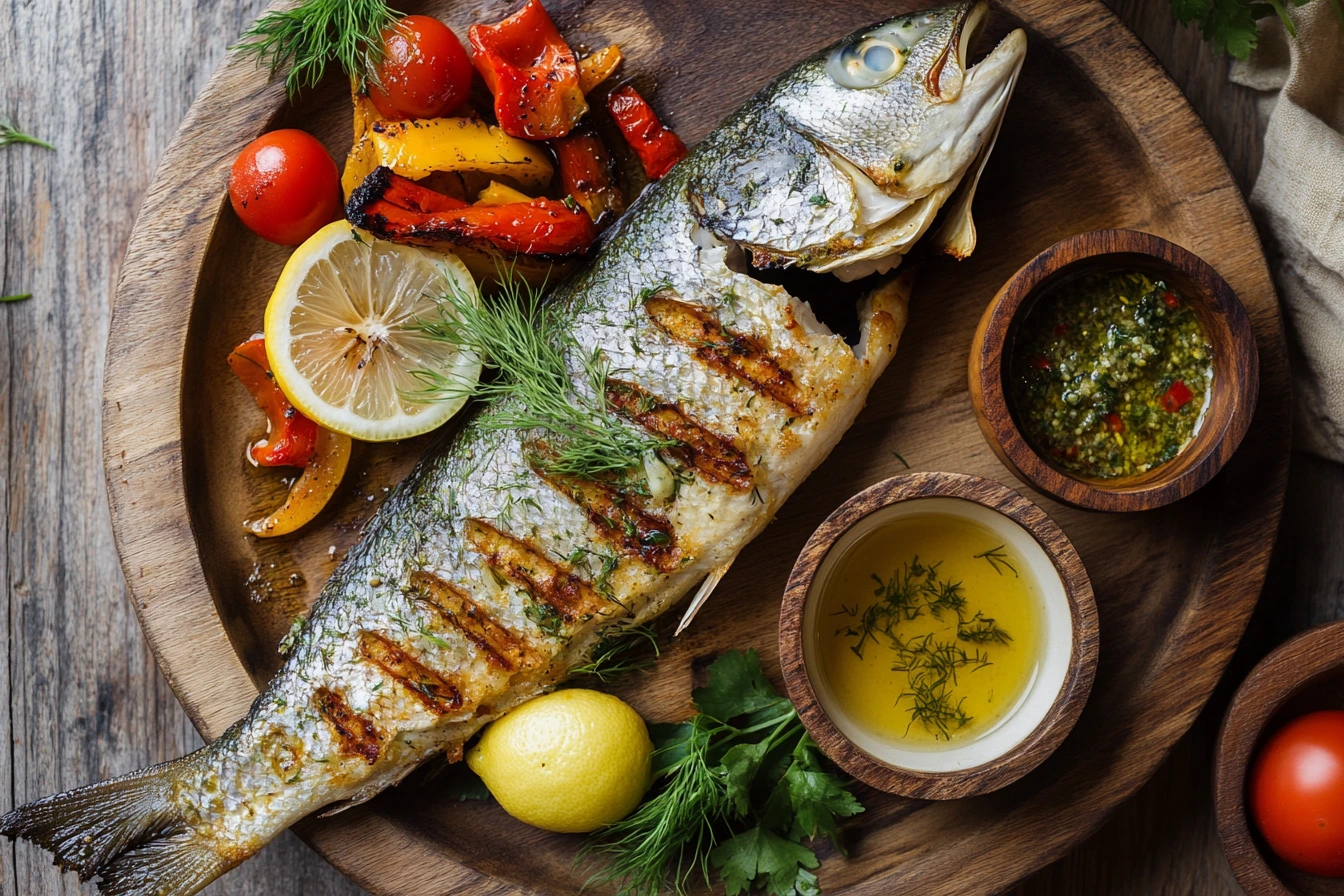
[778,472,1099,800]
[968,229,1259,513]
[99,0,1291,893]
[1214,620,1344,896]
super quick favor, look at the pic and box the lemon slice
[264,221,481,442]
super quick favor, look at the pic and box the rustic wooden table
[0,2,1330,894]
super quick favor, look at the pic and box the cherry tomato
[1250,710,1344,877]
[228,130,341,246]
[369,15,473,120]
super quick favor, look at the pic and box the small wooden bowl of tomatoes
[1216,619,1344,894]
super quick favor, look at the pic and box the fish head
[773,2,1024,195]
[689,3,1026,280]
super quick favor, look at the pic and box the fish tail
[0,748,232,896]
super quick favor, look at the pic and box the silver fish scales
[2,5,1024,893]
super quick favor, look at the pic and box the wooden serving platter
[102,1,1289,894]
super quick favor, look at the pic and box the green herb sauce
[1009,271,1213,479]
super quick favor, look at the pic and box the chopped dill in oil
[814,515,1042,746]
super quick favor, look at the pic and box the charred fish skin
[1,6,1024,894]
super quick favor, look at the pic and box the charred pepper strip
[607,85,687,180]
[228,337,319,468]
[245,427,352,538]
[468,0,588,140]
[348,167,597,256]
[551,124,624,224]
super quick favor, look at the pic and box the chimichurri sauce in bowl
[1009,270,1213,479]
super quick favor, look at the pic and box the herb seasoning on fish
[1010,271,1213,479]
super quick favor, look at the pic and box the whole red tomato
[369,15,473,120]
[1251,709,1344,877]
[228,129,341,246]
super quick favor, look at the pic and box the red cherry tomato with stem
[228,129,341,246]
[369,15,473,120]
[1251,710,1344,877]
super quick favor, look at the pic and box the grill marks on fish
[464,518,623,625]
[534,467,680,572]
[356,631,464,715]
[408,570,543,674]
[313,687,382,765]
[606,380,754,491]
[643,292,811,415]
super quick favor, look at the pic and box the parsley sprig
[1171,0,1343,59]
[584,650,863,896]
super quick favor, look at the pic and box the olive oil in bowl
[802,497,1075,774]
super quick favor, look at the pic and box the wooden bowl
[968,229,1259,512]
[778,472,1098,799]
[1215,620,1344,895]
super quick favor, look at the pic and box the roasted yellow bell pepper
[476,180,534,206]
[578,45,623,94]
[342,113,554,200]
[245,427,352,538]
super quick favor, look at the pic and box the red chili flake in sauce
[1161,380,1194,413]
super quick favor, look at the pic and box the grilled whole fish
[2,5,1024,894]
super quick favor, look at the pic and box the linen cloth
[1229,4,1344,462]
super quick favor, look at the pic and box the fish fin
[674,562,735,636]
[0,750,229,895]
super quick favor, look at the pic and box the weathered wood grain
[0,1,1321,895]
[0,0,366,893]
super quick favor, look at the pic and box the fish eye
[862,43,897,73]
[827,15,935,89]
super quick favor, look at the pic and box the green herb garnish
[278,615,305,654]
[410,273,679,483]
[584,650,863,896]
[1,294,33,303]
[571,624,660,683]
[234,0,401,99]
[973,544,1018,577]
[838,559,1010,740]
[0,115,54,151]
[1170,0,1343,59]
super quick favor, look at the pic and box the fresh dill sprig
[571,624,660,683]
[839,557,1010,740]
[410,273,679,482]
[0,115,54,151]
[234,0,400,99]
[958,611,1012,646]
[585,718,734,895]
[973,544,1018,577]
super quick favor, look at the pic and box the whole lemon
[466,689,653,833]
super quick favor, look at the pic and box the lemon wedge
[264,221,481,442]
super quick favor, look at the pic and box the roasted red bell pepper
[468,0,588,140]
[1105,413,1124,433]
[551,124,624,224]
[348,167,597,257]
[607,85,687,180]
[1161,380,1195,413]
[228,338,318,468]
